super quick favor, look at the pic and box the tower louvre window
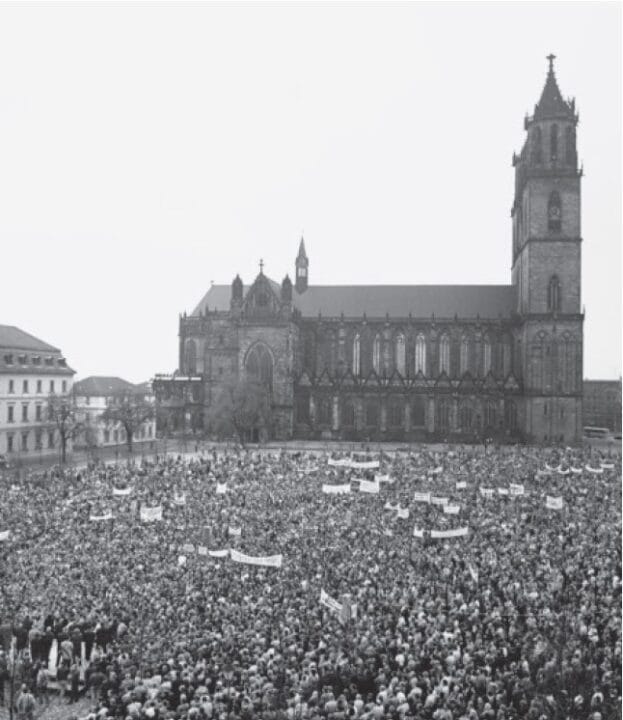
[414,334,427,375]
[372,334,381,374]
[395,334,406,375]
[352,334,361,377]
[547,191,561,232]
[550,123,558,160]
[565,126,576,165]
[531,126,543,164]
[547,275,561,312]
[438,335,450,375]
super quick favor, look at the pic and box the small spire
[297,236,307,259]
[546,53,556,73]
[259,259,264,274]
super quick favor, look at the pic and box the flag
[320,588,342,614]
[468,563,479,583]
[140,505,163,522]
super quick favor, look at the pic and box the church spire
[533,53,574,121]
[295,235,309,293]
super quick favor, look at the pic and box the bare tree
[46,393,84,464]
[100,391,154,455]
[205,380,272,447]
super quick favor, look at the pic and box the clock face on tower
[549,205,561,220]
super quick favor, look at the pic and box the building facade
[154,58,584,444]
[583,380,622,433]
[73,376,156,450]
[0,325,75,460]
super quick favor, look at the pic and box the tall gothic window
[565,126,576,165]
[366,401,379,427]
[531,126,543,164]
[185,339,197,375]
[483,336,492,376]
[550,123,558,161]
[459,403,473,429]
[460,336,470,375]
[437,399,451,431]
[352,334,361,377]
[412,396,426,426]
[372,334,381,374]
[547,275,561,312]
[245,343,273,390]
[395,334,406,376]
[484,402,497,428]
[415,334,427,375]
[505,400,517,431]
[342,398,355,426]
[438,335,450,375]
[389,399,403,427]
[318,397,332,425]
[548,191,562,232]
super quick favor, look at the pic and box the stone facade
[154,58,584,444]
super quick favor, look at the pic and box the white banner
[443,504,460,515]
[89,512,113,521]
[358,479,380,494]
[351,460,380,469]
[208,549,229,558]
[328,458,350,467]
[545,463,556,472]
[557,468,570,476]
[197,546,208,556]
[0,530,10,541]
[182,543,195,553]
[455,481,467,490]
[216,483,228,494]
[480,488,494,498]
[586,465,603,475]
[497,487,509,496]
[375,474,394,484]
[413,527,425,538]
[414,492,431,503]
[396,507,409,519]
[112,486,132,496]
[570,467,583,474]
[601,463,615,470]
[510,483,524,496]
[178,555,187,566]
[431,466,443,475]
[228,526,242,537]
[322,484,351,495]
[173,494,186,506]
[431,496,449,506]
[140,505,163,522]
[431,527,469,539]
[546,496,563,510]
[230,549,283,568]
[320,588,342,614]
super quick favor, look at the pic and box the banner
[480,488,494,498]
[585,465,603,475]
[570,467,583,474]
[546,496,563,510]
[351,460,380,470]
[414,492,431,503]
[443,504,460,515]
[178,555,187,566]
[431,496,448,506]
[322,484,351,495]
[208,549,229,558]
[413,527,424,538]
[320,588,342,614]
[497,488,509,496]
[509,483,524,496]
[557,468,570,476]
[431,466,443,475]
[140,505,163,522]
[112,486,132,496]
[230,549,283,568]
[0,530,10,541]
[431,527,468,539]
[328,458,350,467]
[228,526,242,537]
[468,563,479,583]
[455,481,467,490]
[396,507,409,520]
[89,512,113,521]
[601,463,615,470]
[358,479,380,494]
[375,474,394,484]
[173,494,186,506]
[216,483,228,494]
[197,546,208,556]
[182,543,195,553]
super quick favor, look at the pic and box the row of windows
[3,353,67,368]
[530,124,576,166]
[2,379,67,395]
[5,402,46,423]
[5,429,56,453]
[102,424,153,444]
[299,396,518,431]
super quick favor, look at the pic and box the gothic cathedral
[154,57,583,444]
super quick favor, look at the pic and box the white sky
[0,2,620,383]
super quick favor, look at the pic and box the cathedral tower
[512,55,583,442]
[295,237,309,293]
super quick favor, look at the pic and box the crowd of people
[0,442,620,720]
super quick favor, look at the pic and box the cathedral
[154,56,584,444]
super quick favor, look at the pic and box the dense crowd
[0,442,620,720]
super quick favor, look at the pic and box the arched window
[460,336,470,375]
[504,400,517,431]
[531,126,543,164]
[185,339,197,375]
[342,398,355,426]
[459,403,473,429]
[548,191,562,232]
[483,336,492,376]
[547,275,561,312]
[484,402,497,428]
[395,334,406,376]
[550,123,558,161]
[365,401,379,428]
[411,396,426,427]
[415,334,427,375]
[501,335,512,377]
[245,343,273,390]
[389,399,403,428]
[565,126,576,166]
[438,335,450,375]
[352,334,361,377]
[437,399,451,431]
[372,334,382,374]
[318,397,331,425]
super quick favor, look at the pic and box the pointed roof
[534,54,573,121]
[297,236,307,260]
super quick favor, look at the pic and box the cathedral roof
[533,55,573,121]
[192,283,516,320]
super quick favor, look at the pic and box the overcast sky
[0,2,620,383]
